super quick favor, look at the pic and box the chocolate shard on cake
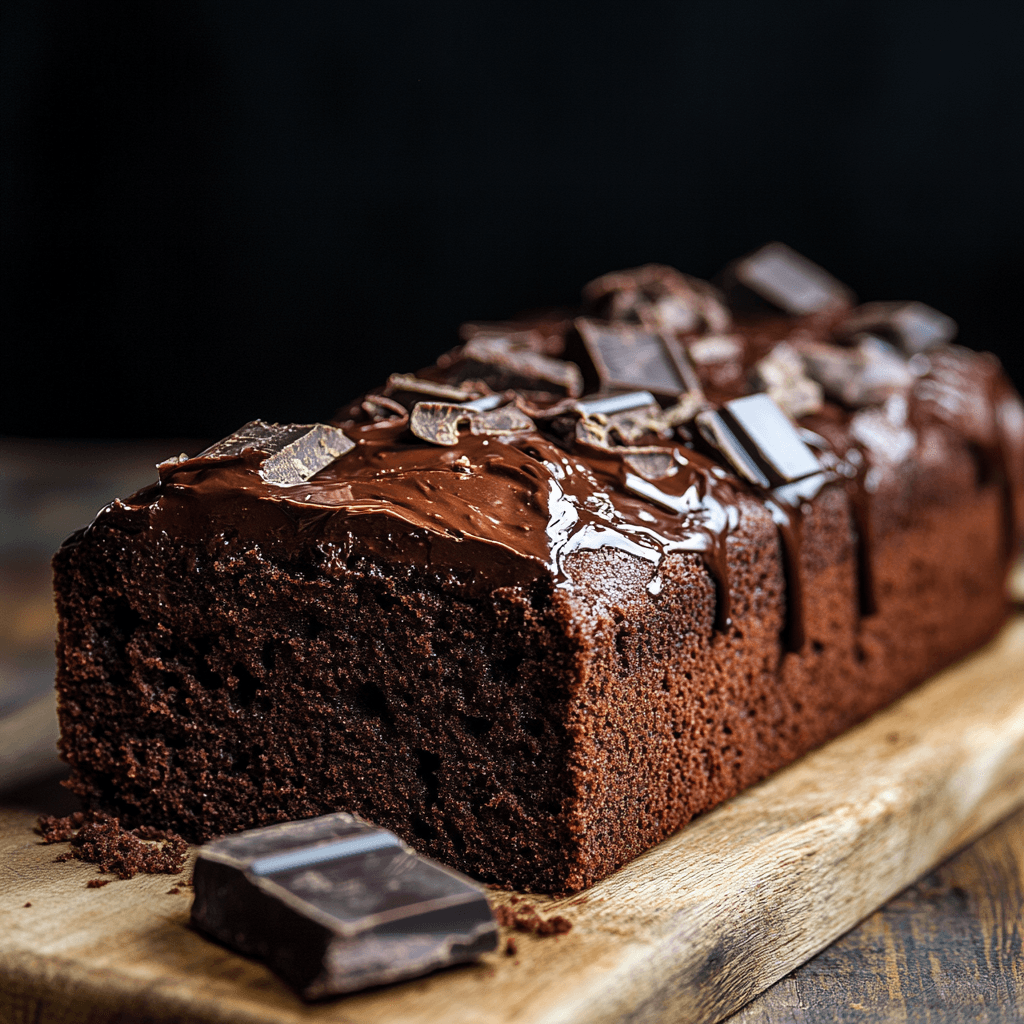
[159,421,355,486]
[838,300,957,353]
[191,812,498,999]
[697,394,822,489]
[441,332,583,398]
[721,241,856,316]
[53,245,1024,897]
[574,318,690,397]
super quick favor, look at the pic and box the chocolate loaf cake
[53,244,1024,894]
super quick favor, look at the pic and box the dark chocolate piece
[160,421,354,486]
[621,448,678,481]
[582,264,732,334]
[839,301,957,354]
[575,319,686,397]
[725,242,855,316]
[190,812,498,999]
[796,335,916,408]
[698,394,821,487]
[469,404,535,436]
[455,335,583,397]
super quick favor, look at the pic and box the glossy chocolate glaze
[75,266,1024,659]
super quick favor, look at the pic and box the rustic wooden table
[1,438,1022,1023]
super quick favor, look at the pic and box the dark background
[2,1,1022,439]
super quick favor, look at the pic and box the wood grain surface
[2,615,1023,1024]
[731,806,1024,1023]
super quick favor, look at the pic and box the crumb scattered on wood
[167,887,182,895]
[37,811,187,881]
[504,936,518,956]
[23,902,31,908]
[86,878,110,888]
[493,899,573,936]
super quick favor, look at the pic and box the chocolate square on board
[191,812,498,1000]
[575,318,686,397]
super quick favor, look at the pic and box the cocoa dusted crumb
[36,812,187,881]
[492,900,573,936]
[86,878,110,888]
[167,887,182,895]
[37,810,108,843]
[23,902,32,908]
[504,936,517,956]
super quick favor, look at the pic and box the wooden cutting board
[2,614,1023,1024]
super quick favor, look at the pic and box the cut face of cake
[53,244,1024,894]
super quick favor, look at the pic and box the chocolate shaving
[657,392,706,430]
[750,342,824,419]
[411,401,535,445]
[410,402,472,446]
[385,374,487,402]
[582,264,731,334]
[361,394,409,421]
[458,336,584,398]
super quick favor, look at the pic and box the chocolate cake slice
[53,245,1024,894]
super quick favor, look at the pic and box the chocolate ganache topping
[86,245,1024,653]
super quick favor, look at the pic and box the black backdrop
[3,2,1022,438]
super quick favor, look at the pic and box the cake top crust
[73,245,1024,642]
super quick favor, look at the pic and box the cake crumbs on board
[492,894,573,936]
[37,811,187,884]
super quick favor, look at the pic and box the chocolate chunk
[574,392,664,449]
[190,812,498,1000]
[698,394,822,487]
[838,301,957,353]
[409,403,472,446]
[575,319,687,397]
[469,404,535,436]
[458,319,570,357]
[454,335,584,397]
[750,342,824,419]
[723,242,855,316]
[161,421,354,485]
[621,448,678,481]
[686,334,745,366]
[796,335,916,408]
[410,401,534,446]
[582,264,732,335]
